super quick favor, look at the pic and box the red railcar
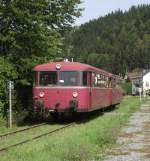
[33,61,123,115]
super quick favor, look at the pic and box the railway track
[0,123,75,152]
[0,123,46,138]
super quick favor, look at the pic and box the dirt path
[103,100,150,161]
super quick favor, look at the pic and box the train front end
[33,61,90,115]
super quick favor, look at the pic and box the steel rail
[0,123,75,152]
[0,123,46,138]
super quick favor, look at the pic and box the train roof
[33,61,113,77]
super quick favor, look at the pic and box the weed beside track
[0,123,75,152]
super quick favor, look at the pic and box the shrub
[121,82,132,95]
[0,57,17,118]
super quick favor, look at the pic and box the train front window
[59,71,78,86]
[40,71,57,86]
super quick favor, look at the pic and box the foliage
[0,0,82,118]
[63,5,150,75]
[0,0,82,79]
[121,82,132,95]
[0,57,17,116]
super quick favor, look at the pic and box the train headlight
[73,91,78,98]
[56,64,61,70]
[39,91,45,98]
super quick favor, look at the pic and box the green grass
[0,96,143,161]
[0,124,63,149]
[0,116,6,126]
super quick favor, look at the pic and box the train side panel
[88,87,122,111]
[112,88,123,105]
[88,88,112,111]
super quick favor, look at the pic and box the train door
[89,72,99,109]
[88,72,92,109]
[90,73,112,109]
[108,77,113,105]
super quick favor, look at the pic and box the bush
[121,82,132,95]
[0,57,17,118]
[0,57,35,126]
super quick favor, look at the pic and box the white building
[143,72,150,92]
[128,69,150,95]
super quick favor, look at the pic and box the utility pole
[9,81,14,128]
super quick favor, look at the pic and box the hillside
[63,5,150,75]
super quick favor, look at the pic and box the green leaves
[0,0,82,117]
[0,0,82,77]
[0,57,17,114]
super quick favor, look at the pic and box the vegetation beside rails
[0,116,6,128]
[0,124,63,150]
[0,96,142,161]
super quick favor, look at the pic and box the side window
[105,76,109,88]
[97,74,102,87]
[107,77,115,88]
[91,73,96,87]
[106,77,117,88]
[97,74,106,88]
[91,73,112,88]
[91,73,107,88]
[112,78,116,88]
[95,75,98,86]
[107,77,112,88]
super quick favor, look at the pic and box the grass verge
[0,96,143,161]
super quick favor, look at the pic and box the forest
[63,5,150,75]
[0,2,150,121]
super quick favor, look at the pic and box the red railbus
[33,61,123,116]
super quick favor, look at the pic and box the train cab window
[59,71,78,86]
[40,71,57,86]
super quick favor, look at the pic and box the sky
[75,0,150,25]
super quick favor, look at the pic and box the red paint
[33,87,90,112]
[33,62,110,75]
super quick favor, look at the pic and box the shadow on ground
[17,105,119,126]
